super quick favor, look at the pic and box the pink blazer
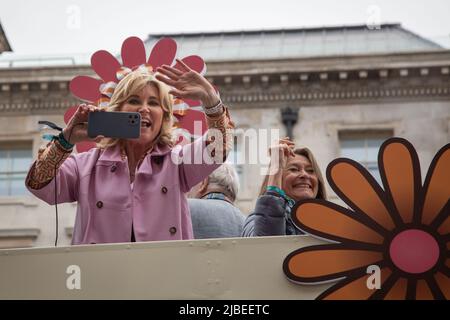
[27,137,221,244]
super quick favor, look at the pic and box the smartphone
[88,111,141,139]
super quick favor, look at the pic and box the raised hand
[155,59,220,109]
[267,138,295,183]
[62,104,105,145]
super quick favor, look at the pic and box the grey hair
[208,164,240,203]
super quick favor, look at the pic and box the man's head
[189,164,240,203]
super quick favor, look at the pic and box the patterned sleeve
[204,105,235,162]
[25,139,73,190]
[176,105,235,193]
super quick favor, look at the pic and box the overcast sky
[0,0,449,56]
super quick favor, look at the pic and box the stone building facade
[0,24,449,248]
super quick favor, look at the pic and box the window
[339,131,393,185]
[0,228,40,249]
[0,142,33,196]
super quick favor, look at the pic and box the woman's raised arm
[156,60,235,191]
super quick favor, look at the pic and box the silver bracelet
[203,98,224,116]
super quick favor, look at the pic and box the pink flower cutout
[65,36,209,152]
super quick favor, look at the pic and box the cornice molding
[0,83,448,114]
[222,85,450,106]
[0,54,449,113]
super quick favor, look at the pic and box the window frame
[0,141,34,198]
[338,130,393,184]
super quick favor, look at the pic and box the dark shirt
[242,191,304,236]
[189,193,246,239]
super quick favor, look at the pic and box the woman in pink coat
[25,60,234,245]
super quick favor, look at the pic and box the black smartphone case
[88,112,141,139]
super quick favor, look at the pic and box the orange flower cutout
[283,138,449,300]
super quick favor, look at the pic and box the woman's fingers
[93,135,105,143]
[74,104,101,124]
[156,66,180,80]
[76,103,88,115]
[270,144,287,158]
[169,88,185,98]
[279,138,295,156]
[269,142,289,152]
[281,142,294,149]
[281,144,291,156]
[87,104,103,112]
[155,74,177,87]
[268,141,295,166]
[161,64,183,76]
[282,144,296,159]
[70,104,88,124]
[281,143,295,157]
[289,148,295,157]
[279,138,294,145]
[175,58,192,72]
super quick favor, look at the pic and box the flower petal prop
[65,36,209,153]
[91,50,122,82]
[284,137,449,300]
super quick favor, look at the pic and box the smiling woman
[95,71,174,183]
[242,141,327,237]
[24,52,235,245]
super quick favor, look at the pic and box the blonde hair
[97,70,174,149]
[259,147,328,200]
